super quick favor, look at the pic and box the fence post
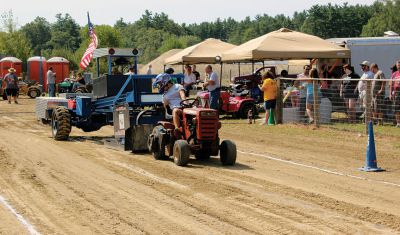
[313,78,320,127]
[365,80,372,134]
[276,78,283,124]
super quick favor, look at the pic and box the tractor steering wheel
[180,98,198,108]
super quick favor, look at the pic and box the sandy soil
[0,97,399,234]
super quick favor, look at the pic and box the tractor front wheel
[220,140,237,166]
[51,106,71,140]
[28,88,41,98]
[173,140,190,166]
[149,126,169,160]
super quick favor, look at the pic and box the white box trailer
[328,36,400,97]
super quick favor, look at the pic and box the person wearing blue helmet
[153,68,186,136]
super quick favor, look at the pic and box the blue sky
[9,0,377,26]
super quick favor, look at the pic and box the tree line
[1,0,400,72]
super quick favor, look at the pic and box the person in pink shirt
[390,60,400,127]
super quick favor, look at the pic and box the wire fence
[275,77,399,133]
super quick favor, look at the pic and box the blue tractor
[36,48,182,151]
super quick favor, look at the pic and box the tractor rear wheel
[51,106,71,140]
[28,88,41,98]
[220,140,237,166]
[149,126,168,160]
[173,140,190,166]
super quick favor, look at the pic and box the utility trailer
[36,48,183,151]
[328,36,400,98]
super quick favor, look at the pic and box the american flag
[79,13,98,70]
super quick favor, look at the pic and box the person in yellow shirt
[260,71,278,125]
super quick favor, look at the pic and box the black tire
[173,140,190,166]
[195,149,211,160]
[150,126,168,160]
[28,88,40,98]
[75,88,86,94]
[51,106,71,140]
[220,140,237,166]
[80,125,101,132]
[239,102,255,119]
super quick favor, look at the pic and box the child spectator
[260,71,277,125]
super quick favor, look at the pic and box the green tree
[0,10,17,33]
[158,35,201,53]
[49,13,81,51]
[0,31,32,63]
[301,3,373,38]
[21,17,51,54]
[362,0,398,36]
[0,10,31,62]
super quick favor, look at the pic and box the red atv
[148,98,237,166]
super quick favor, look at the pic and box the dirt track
[0,97,400,234]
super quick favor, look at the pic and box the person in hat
[3,68,19,104]
[358,61,374,118]
[340,64,360,122]
[153,68,186,137]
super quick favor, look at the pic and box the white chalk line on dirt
[238,150,400,188]
[0,194,41,235]
[102,158,189,190]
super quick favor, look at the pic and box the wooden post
[313,78,320,127]
[238,63,241,76]
[365,80,372,134]
[276,78,283,124]
[219,63,223,87]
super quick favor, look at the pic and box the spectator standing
[305,68,321,124]
[260,71,277,125]
[370,63,386,125]
[203,65,220,110]
[3,68,19,104]
[358,61,374,118]
[390,60,400,127]
[47,67,56,97]
[340,64,360,123]
[192,65,201,81]
[146,64,153,75]
[183,65,197,97]
[294,65,310,121]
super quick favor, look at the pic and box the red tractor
[147,98,237,166]
[197,90,256,119]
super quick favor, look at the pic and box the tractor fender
[136,109,162,125]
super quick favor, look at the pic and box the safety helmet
[165,67,174,74]
[152,73,172,93]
